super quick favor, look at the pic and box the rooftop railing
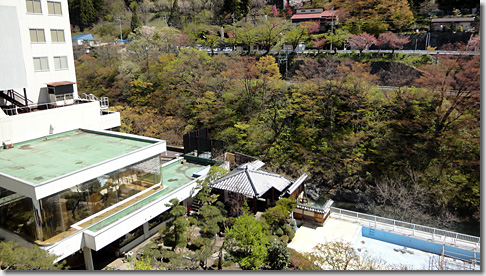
[2,94,110,116]
[330,207,480,250]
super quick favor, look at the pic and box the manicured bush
[279,235,289,243]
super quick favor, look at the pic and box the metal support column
[143,222,150,239]
[31,199,44,241]
[83,246,95,270]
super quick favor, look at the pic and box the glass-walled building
[0,129,166,244]
[39,156,162,242]
[0,187,37,241]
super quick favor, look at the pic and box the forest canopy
[75,31,480,233]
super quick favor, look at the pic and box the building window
[33,57,49,71]
[39,156,162,241]
[29,29,45,43]
[0,187,38,241]
[50,29,65,43]
[47,1,62,15]
[54,56,68,70]
[26,0,42,14]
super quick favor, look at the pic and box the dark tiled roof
[211,166,293,197]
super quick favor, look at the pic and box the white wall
[0,102,120,144]
[41,231,85,262]
[0,5,28,90]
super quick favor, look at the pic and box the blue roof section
[72,33,95,40]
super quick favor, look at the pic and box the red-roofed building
[290,8,340,33]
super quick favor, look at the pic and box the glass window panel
[51,30,65,43]
[38,155,162,240]
[30,29,45,43]
[37,29,45,42]
[33,58,41,71]
[30,29,37,42]
[54,57,61,70]
[54,56,68,70]
[55,2,62,15]
[40,195,65,239]
[61,56,68,68]
[58,30,65,42]
[47,1,54,14]
[0,190,37,241]
[33,0,41,13]
[50,29,57,42]
[26,0,34,13]
[40,57,48,70]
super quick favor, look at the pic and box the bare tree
[306,241,404,270]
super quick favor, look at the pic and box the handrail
[2,90,34,105]
[297,203,327,214]
[2,94,111,116]
[296,199,334,214]
[330,207,480,248]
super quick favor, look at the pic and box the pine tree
[130,2,142,32]
[69,0,97,31]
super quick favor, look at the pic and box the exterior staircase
[0,90,33,108]
[190,199,204,213]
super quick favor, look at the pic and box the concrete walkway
[288,217,360,253]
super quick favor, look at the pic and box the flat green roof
[88,161,206,232]
[0,129,158,185]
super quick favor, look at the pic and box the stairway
[0,90,34,108]
[190,199,204,213]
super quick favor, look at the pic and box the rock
[336,189,360,203]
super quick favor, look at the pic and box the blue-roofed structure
[72,33,99,46]
[72,33,95,40]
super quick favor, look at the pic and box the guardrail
[330,207,480,250]
[2,96,106,116]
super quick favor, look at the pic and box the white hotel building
[0,0,211,270]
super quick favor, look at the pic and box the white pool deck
[288,217,480,270]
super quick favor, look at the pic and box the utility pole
[330,6,334,52]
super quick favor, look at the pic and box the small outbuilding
[72,33,99,46]
[210,160,307,212]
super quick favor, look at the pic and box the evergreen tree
[69,0,97,31]
[130,2,142,33]
[167,0,181,27]
[267,239,291,270]
[0,240,66,270]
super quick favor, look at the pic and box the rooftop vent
[3,140,13,149]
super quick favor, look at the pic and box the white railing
[330,207,480,250]
[80,93,110,111]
